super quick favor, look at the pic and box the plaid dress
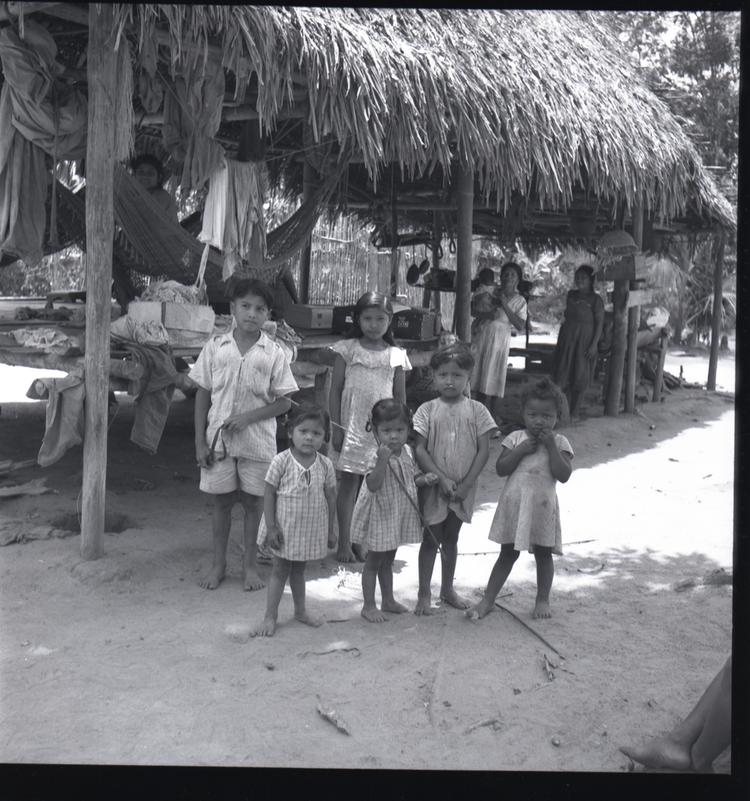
[350,445,423,552]
[258,450,336,561]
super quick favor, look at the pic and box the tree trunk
[707,231,725,390]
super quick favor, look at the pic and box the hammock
[47,158,347,292]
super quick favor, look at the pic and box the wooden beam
[707,230,726,391]
[455,161,474,342]
[139,106,307,126]
[604,279,629,416]
[624,200,644,413]
[389,172,399,297]
[81,3,117,560]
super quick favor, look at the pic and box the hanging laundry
[198,158,228,250]
[222,159,268,280]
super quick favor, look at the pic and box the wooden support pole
[605,280,629,416]
[652,331,668,403]
[389,171,399,297]
[81,3,117,560]
[455,160,474,343]
[424,212,442,314]
[624,201,644,413]
[707,230,726,391]
[298,160,316,304]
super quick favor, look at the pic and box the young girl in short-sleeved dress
[253,405,337,637]
[350,400,438,622]
[467,377,573,622]
[329,292,411,563]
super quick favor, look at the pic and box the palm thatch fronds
[107,5,733,231]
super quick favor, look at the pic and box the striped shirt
[258,450,336,562]
[190,330,298,461]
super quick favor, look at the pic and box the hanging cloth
[222,159,268,280]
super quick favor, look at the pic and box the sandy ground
[0,346,735,772]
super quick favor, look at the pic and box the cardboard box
[285,304,335,330]
[127,301,215,347]
[392,308,440,340]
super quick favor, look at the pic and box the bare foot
[252,617,277,637]
[381,599,409,614]
[533,600,551,619]
[440,588,471,609]
[465,598,494,621]
[414,596,442,616]
[619,739,692,771]
[243,570,266,591]
[295,610,324,627]
[337,545,357,563]
[199,565,225,590]
[361,605,387,623]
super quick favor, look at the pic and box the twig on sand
[299,641,360,658]
[563,538,597,546]
[494,602,564,658]
[464,717,502,734]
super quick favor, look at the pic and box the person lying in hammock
[131,154,178,223]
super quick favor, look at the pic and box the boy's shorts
[199,457,270,496]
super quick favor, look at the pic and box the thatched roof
[1,4,736,255]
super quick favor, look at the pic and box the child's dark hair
[477,267,495,284]
[520,377,565,417]
[367,398,412,431]
[430,341,474,372]
[285,403,330,442]
[130,153,166,185]
[224,276,275,309]
[346,291,396,345]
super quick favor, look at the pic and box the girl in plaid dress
[253,405,337,637]
[350,400,438,623]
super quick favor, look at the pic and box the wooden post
[455,160,474,343]
[652,331,668,403]
[427,211,442,315]
[81,4,117,559]
[389,172,399,297]
[707,230,726,390]
[298,160,316,304]
[624,201,644,413]
[604,280,629,416]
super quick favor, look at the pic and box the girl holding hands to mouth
[467,377,573,622]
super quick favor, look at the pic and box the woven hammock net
[52,160,346,294]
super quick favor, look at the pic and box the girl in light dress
[329,292,411,563]
[253,405,337,637]
[467,377,573,622]
[412,343,497,615]
[349,400,438,623]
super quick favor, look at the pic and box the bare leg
[252,556,291,636]
[690,657,731,772]
[336,472,363,562]
[466,544,519,620]
[415,525,443,615]
[239,491,265,591]
[439,512,470,609]
[379,550,408,613]
[532,546,554,618]
[199,492,235,589]
[289,560,323,627]
[620,658,731,772]
[569,389,582,421]
[361,551,387,622]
